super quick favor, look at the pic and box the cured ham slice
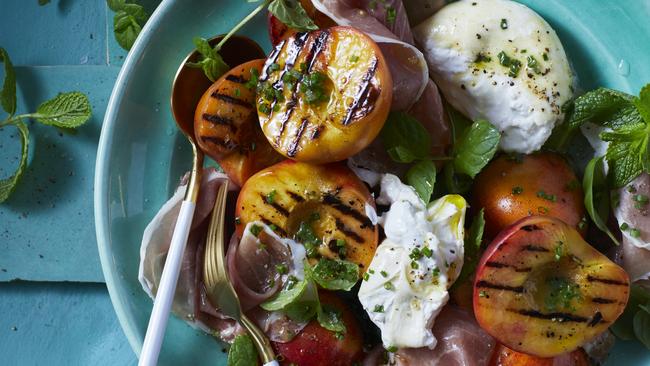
[614,173,650,281]
[311,0,428,110]
[393,305,496,366]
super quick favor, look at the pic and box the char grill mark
[202,113,237,133]
[287,118,309,157]
[520,244,550,253]
[201,136,238,150]
[259,193,289,217]
[276,31,329,145]
[258,216,287,236]
[475,280,524,293]
[508,309,590,323]
[286,191,305,202]
[334,218,365,243]
[591,297,617,304]
[226,74,248,84]
[342,57,379,126]
[323,193,374,229]
[260,39,288,81]
[485,261,532,272]
[588,312,604,327]
[586,275,629,286]
[211,92,253,108]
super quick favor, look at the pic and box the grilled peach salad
[139,0,650,365]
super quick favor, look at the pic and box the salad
[138,0,650,365]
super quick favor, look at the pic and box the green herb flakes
[497,51,522,78]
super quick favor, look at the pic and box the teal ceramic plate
[94,0,650,364]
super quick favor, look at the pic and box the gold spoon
[139,35,265,366]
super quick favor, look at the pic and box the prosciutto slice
[138,168,242,341]
[139,170,305,343]
[311,0,428,110]
[614,173,650,281]
[393,305,496,366]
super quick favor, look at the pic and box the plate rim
[93,0,175,357]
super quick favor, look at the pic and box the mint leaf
[406,159,436,205]
[634,304,650,349]
[566,87,634,129]
[186,37,230,82]
[611,285,650,341]
[260,277,308,311]
[38,0,51,5]
[111,1,148,51]
[381,112,431,163]
[0,120,29,203]
[308,259,359,291]
[34,92,92,128]
[269,0,318,31]
[317,304,346,333]
[284,300,319,322]
[454,209,485,285]
[583,157,619,244]
[634,84,650,124]
[227,334,258,366]
[453,119,500,178]
[604,137,646,188]
[0,47,16,116]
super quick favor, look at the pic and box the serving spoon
[139,35,265,366]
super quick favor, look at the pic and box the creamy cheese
[358,174,466,349]
[413,0,574,153]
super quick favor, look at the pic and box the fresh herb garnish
[583,156,619,244]
[452,119,501,178]
[307,258,359,291]
[300,71,329,105]
[544,277,581,311]
[249,224,263,237]
[186,37,230,82]
[295,217,321,258]
[317,304,346,333]
[261,277,308,311]
[385,6,397,25]
[265,189,277,204]
[512,186,524,195]
[0,49,91,203]
[500,18,508,29]
[406,159,437,205]
[227,334,258,366]
[373,304,385,313]
[107,0,149,51]
[381,112,432,163]
[497,51,522,78]
[267,0,318,31]
[526,55,543,75]
[454,209,485,286]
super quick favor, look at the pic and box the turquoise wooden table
[0,1,160,364]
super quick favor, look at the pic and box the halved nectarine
[235,160,378,271]
[474,216,629,358]
[257,26,392,164]
[473,153,586,239]
[194,59,283,186]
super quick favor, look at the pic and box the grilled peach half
[235,160,378,271]
[473,153,586,239]
[474,216,629,358]
[257,26,392,164]
[194,59,283,186]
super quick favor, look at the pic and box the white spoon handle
[263,361,280,366]
[139,200,196,366]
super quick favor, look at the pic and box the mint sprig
[452,119,500,179]
[191,0,316,82]
[563,84,650,187]
[107,0,149,51]
[0,48,91,203]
